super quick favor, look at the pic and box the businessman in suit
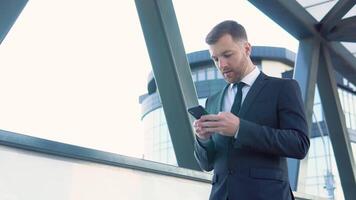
[193,20,310,200]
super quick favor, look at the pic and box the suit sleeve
[194,137,215,171]
[194,99,216,171]
[234,80,310,159]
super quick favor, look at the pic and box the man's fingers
[195,128,213,140]
[204,127,222,133]
[193,120,199,127]
[200,114,221,121]
[201,121,222,128]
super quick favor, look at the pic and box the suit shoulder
[205,90,223,112]
[208,91,221,102]
[206,91,220,106]
[266,77,302,99]
[266,76,298,86]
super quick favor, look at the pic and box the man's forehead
[209,39,246,56]
[209,46,233,57]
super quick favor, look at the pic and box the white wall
[0,145,210,200]
[261,60,292,78]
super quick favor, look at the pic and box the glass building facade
[143,108,176,165]
[302,81,356,199]
[139,47,356,199]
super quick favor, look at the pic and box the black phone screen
[187,105,209,119]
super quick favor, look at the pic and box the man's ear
[244,42,252,56]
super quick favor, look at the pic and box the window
[313,104,323,122]
[191,71,197,82]
[206,67,215,80]
[217,70,224,79]
[197,68,206,81]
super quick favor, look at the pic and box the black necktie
[231,82,245,116]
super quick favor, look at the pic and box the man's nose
[218,58,227,68]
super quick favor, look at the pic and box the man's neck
[241,64,256,81]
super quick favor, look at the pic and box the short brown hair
[205,20,248,44]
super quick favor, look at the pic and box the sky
[0,0,298,158]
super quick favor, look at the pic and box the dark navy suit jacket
[194,72,310,200]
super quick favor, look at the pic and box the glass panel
[350,114,355,130]
[297,0,336,7]
[305,1,339,21]
[346,113,351,128]
[313,104,323,122]
[348,93,353,109]
[340,90,346,110]
[343,91,350,112]
[341,42,356,58]
[0,0,151,158]
[315,87,321,104]
[142,107,177,165]
[352,143,356,165]
[305,136,345,199]
[306,84,351,199]
[343,5,356,19]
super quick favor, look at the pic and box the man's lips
[223,71,233,76]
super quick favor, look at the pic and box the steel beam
[248,0,356,86]
[293,38,321,134]
[320,0,355,35]
[327,16,356,42]
[135,0,200,170]
[0,0,28,44]
[289,38,320,191]
[248,0,318,39]
[317,45,356,200]
[326,42,356,82]
[248,1,356,196]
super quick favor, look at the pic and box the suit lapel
[239,72,269,117]
[216,84,232,143]
[218,84,229,112]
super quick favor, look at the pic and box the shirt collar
[230,66,260,88]
[241,66,260,87]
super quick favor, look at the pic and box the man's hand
[193,112,240,138]
[194,119,214,140]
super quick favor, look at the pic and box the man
[193,20,310,200]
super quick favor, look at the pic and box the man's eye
[223,54,232,58]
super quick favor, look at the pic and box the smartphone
[187,105,209,119]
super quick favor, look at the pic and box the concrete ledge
[0,129,327,199]
[0,129,212,183]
